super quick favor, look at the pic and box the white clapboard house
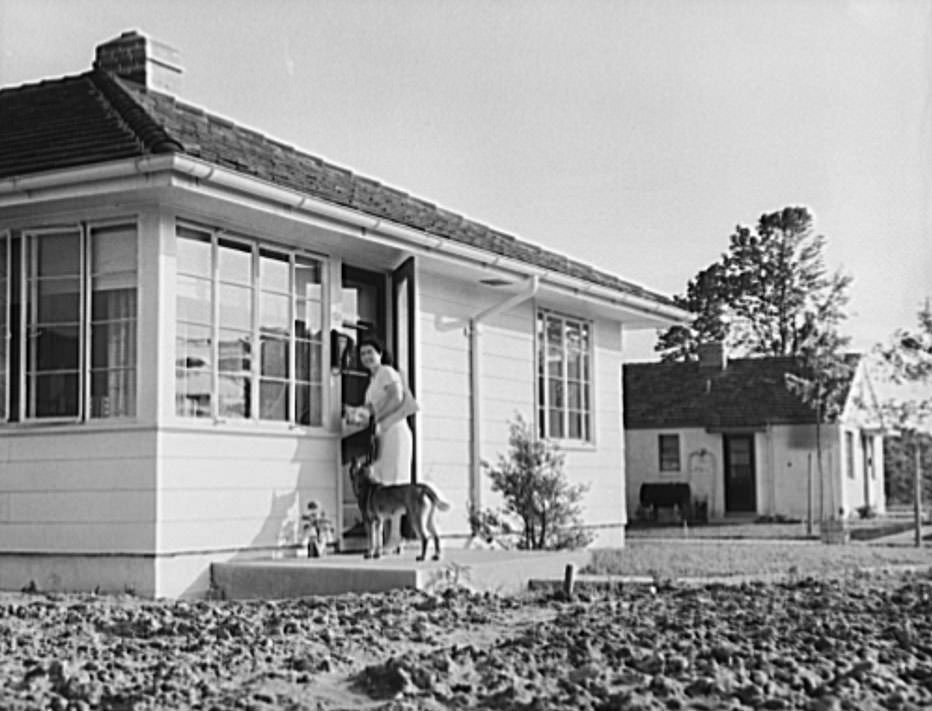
[623,344,886,523]
[0,31,686,596]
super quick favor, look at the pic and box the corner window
[0,222,138,422]
[537,310,592,442]
[659,434,680,471]
[174,223,324,426]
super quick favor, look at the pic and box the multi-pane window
[659,434,681,471]
[294,257,323,426]
[0,223,137,422]
[537,310,592,441]
[90,224,137,417]
[174,223,324,426]
[26,229,82,418]
[0,233,7,420]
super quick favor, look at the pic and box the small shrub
[468,506,515,542]
[481,414,594,550]
[425,561,473,594]
[856,504,878,520]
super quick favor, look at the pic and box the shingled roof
[623,354,862,429]
[0,40,678,311]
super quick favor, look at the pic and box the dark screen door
[861,433,873,506]
[337,266,385,407]
[338,266,385,541]
[723,434,756,513]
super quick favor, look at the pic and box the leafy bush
[467,506,516,544]
[481,415,594,550]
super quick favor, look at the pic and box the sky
[1,0,930,361]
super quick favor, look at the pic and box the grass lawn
[625,516,920,541]
[585,539,932,579]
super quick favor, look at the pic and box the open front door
[392,257,417,482]
[337,266,386,544]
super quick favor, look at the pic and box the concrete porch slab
[211,547,592,599]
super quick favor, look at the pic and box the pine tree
[656,206,851,362]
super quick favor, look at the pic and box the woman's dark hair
[358,336,394,367]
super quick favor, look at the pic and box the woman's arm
[368,369,404,423]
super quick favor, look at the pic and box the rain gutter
[0,155,688,325]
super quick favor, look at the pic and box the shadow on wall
[233,489,302,561]
[177,490,301,598]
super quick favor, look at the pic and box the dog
[349,460,450,561]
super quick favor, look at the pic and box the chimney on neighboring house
[697,341,727,371]
[93,30,183,94]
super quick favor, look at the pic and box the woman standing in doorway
[359,336,413,485]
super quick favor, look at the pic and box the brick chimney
[93,30,182,94]
[697,341,726,371]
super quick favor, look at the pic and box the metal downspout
[468,276,540,519]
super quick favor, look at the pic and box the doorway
[336,260,418,544]
[861,433,874,508]
[392,257,417,481]
[723,434,756,513]
[335,266,386,408]
[336,266,385,542]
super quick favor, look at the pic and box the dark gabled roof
[0,73,147,177]
[623,354,862,429]
[0,69,678,310]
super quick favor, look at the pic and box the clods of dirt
[3,575,932,710]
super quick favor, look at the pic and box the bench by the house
[639,482,692,521]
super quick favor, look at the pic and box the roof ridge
[110,79,675,307]
[90,70,182,154]
[0,72,88,96]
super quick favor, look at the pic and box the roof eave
[0,154,687,325]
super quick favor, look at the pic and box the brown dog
[349,460,451,561]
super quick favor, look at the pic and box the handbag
[341,419,377,463]
[369,419,380,462]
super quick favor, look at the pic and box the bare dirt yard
[5,560,932,710]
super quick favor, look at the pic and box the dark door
[391,257,417,482]
[338,266,385,541]
[862,433,873,506]
[336,266,386,407]
[723,434,756,513]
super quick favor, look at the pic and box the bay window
[537,310,592,442]
[0,222,138,422]
[174,223,324,426]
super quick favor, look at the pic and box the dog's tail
[421,483,451,512]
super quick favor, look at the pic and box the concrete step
[211,547,592,599]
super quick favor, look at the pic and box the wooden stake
[563,563,577,599]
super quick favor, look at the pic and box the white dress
[365,365,413,485]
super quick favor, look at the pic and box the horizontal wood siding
[562,319,625,537]
[0,429,158,553]
[416,272,480,529]
[417,270,627,543]
[157,429,338,553]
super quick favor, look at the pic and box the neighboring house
[0,32,687,597]
[623,343,885,523]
